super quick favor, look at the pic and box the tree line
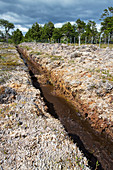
[0,7,113,44]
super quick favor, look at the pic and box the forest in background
[0,7,113,45]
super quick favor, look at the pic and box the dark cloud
[0,0,113,33]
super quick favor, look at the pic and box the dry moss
[50,55,62,60]
[0,45,22,84]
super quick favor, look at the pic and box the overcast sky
[0,0,113,34]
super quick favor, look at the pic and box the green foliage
[25,22,41,42]
[101,16,113,36]
[0,19,14,42]
[61,22,75,40]
[30,51,42,55]
[75,19,86,43]
[40,25,49,41]
[101,7,113,18]
[85,20,97,43]
[45,21,54,39]
[40,21,54,41]
[0,30,4,39]
[100,7,113,39]
[76,19,86,35]
[1,6,111,45]
[12,29,23,44]
[52,28,62,42]
[25,21,54,42]
[95,161,100,170]
[50,55,62,60]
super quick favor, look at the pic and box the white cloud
[54,22,65,28]
[96,24,101,32]
[0,12,34,25]
[55,21,75,28]
[0,0,112,35]
[14,25,29,33]
[1,12,22,23]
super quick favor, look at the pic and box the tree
[0,19,14,42]
[25,28,32,41]
[76,19,86,35]
[101,17,113,36]
[44,21,54,40]
[100,7,113,40]
[75,19,86,44]
[101,7,113,18]
[40,24,49,41]
[85,20,97,43]
[12,29,23,44]
[25,22,41,42]
[52,28,62,42]
[30,22,40,41]
[61,22,75,42]
[0,30,4,39]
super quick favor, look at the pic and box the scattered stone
[70,51,82,58]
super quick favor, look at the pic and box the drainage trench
[17,48,113,170]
